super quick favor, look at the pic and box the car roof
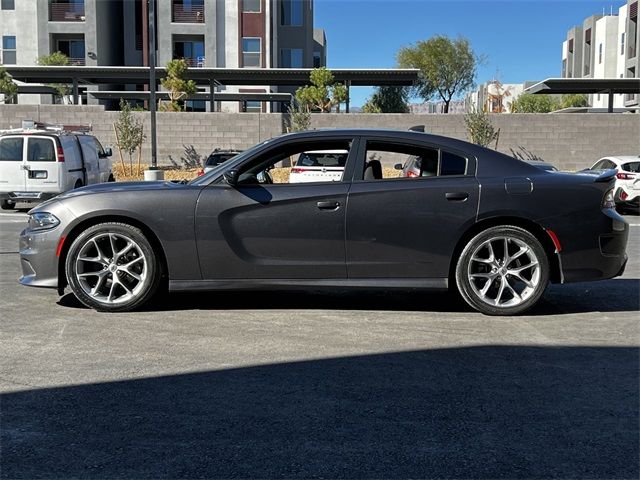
[598,156,640,164]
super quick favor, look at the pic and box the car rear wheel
[1,199,15,210]
[455,226,549,316]
[65,222,162,312]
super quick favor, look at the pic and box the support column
[72,78,79,105]
[345,80,351,113]
[608,89,614,113]
[210,78,216,112]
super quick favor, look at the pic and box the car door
[24,136,60,195]
[345,136,480,280]
[195,137,359,280]
[77,135,100,185]
[0,136,26,194]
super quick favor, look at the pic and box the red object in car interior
[290,168,307,174]
[407,171,418,177]
[197,169,204,176]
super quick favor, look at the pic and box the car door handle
[317,201,341,210]
[445,192,469,201]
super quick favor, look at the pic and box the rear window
[296,152,348,168]
[622,161,640,173]
[27,137,56,162]
[0,137,23,161]
[206,154,236,166]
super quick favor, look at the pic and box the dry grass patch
[112,163,200,182]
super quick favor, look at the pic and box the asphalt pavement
[0,208,638,479]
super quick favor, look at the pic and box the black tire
[108,174,115,182]
[455,225,550,316]
[65,222,162,312]
[1,199,15,210]
[74,180,83,189]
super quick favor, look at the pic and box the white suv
[0,123,113,210]
[589,156,640,214]
[289,150,348,183]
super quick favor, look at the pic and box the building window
[173,37,205,67]
[242,37,261,67]
[243,0,260,12]
[598,43,603,64]
[1,0,15,10]
[313,51,321,68]
[280,48,302,68]
[55,38,85,65]
[621,32,625,56]
[1,36,16,64]
[281,0,302,26]
[243,100,262,113]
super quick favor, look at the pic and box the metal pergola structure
[4,66,419,113]
[525,78,640,113]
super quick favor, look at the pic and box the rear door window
[622,162,640,173]
[440,150,467,176]
[27,137,56,162]
[0,137,24,161]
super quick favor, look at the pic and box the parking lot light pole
[144,0,164,181]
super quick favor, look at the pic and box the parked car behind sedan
[198,149,243,176]
[588,156,640,214]
[289,150,348,183]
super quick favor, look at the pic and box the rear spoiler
[594,168,617,183]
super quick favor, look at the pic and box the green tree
[510,93,559,113]
[363,86,409,113]
[0,67,17,104]
[397,35,479,113]
[160,59,197,112]
[464,108,499,148]
[285,102,311,132]
[295,67,348,113]
[115,99,145,175]
[37,51,71,102]
[559,93,588,109]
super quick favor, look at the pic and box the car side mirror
[100,147,113,158]
[394,163,403,170]
[224,169,239,186]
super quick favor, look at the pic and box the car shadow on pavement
[58,278,640,316]
[2,345,637,479]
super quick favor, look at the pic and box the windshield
[188,140,271,186]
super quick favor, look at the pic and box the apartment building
[0,0,326,111]
[561,1,639,109]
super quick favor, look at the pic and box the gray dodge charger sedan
[19,129,628,315]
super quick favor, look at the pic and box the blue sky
[314,0,627,107]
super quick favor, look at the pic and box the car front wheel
[455,226,549,316]
[65,222,162,312]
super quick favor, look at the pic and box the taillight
[616,172,635,180]
[56,146,65,163]
[290,167,307,174]
[602,188,616,209]
[197,169,204,176]
[407,171,418,177]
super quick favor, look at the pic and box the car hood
[55,181,186,200]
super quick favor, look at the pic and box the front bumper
[19,226,63,289]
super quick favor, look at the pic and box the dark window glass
[27,138,56,162]
[440,151,467,176]
[0,137,23,161]
[243,0,260,12]
[2,35,16,50]
[622,162,640,173]
[281,0,302,26]
[1,0,15,10]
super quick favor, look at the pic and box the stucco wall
[0,105,638,170]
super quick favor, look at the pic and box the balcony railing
[172,3,204,23]
[69,57,85,66]
[177,57,205,67]
[50,3,85,22]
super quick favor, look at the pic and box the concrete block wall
[1,105,638,170]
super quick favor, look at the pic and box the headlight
[602,189,616,209]
[28,212,60,231]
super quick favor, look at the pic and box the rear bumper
[1,191,60,203]
[556,208,629,283]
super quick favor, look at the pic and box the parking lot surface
[1,208,638,478]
